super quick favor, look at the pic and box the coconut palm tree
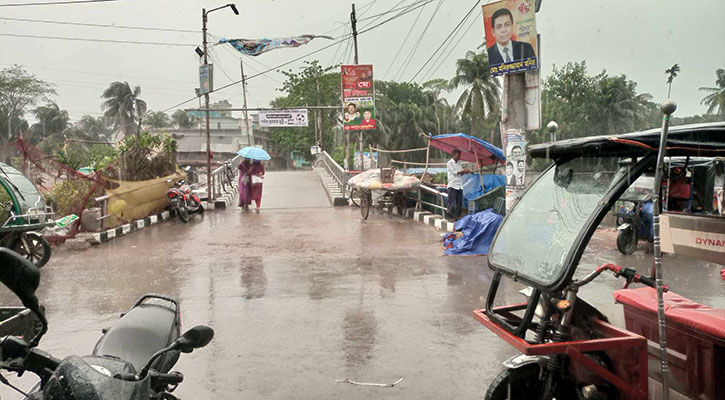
[597,75,653,134]
[449,50,501,144]
[699,68,725,115]
[665,63,680,98]
[171,109,197,128]
[144,110,171,130]
[101,82,147,137]
[27,102,78,152]
[77,115,111,142]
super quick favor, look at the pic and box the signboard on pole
[341,64,375,131]
[483,0,538,77]
[259,109,308,127]
[199,64,213,94]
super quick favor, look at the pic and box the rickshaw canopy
[0,162,45,215]
[428,133,505,166]
[530,122,725,160]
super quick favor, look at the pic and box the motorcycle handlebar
[0,336,60,377]
[637,275,657,288]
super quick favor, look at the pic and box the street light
[201,3,238,204]
[547,120,559,143]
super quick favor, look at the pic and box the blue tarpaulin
[462,174,506,203]
[443,209,503,256]
[429,133,505,166]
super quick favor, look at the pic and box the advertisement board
[259,109,308,127]
[483,0,538,76]
[199,64,213,94]
[341,64,375,131]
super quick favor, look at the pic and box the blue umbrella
[237,146,271,161]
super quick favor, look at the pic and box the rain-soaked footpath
[1,170,723,399]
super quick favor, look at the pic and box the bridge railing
[315,151,348,199]
[412,184,448,216]
[210,155,241,199]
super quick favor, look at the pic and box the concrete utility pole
[202,8,211,203]
[201,3,238,203]
[240,58,252,147]
[351,3,364,171]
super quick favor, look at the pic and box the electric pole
[202,8,211,204]
[351,4,365,171]
[240,58,252,147]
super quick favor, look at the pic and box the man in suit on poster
[487,7,536,66]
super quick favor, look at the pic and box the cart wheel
[348,187,360,207]
[13,232,51,268]
[394,193,408,217]
[484,365,579,400]
[360,191,371,220]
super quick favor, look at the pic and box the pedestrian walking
[249,160,265,210]
[446,149,470,220]
[238,158,252,209]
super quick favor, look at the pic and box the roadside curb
[89,210,172,244]
[198,182,239,210]
[377,206,455,232]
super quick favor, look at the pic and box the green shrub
[45,180,96,216]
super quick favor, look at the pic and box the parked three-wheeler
[476,109,725,399]
[0,162,54,267]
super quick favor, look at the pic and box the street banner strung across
[217,35,333,57]
[483,0,538,76]
[341,64,375,131]
[259,109,308,127]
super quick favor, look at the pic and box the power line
[0,63,198,85]
[358,0,408,31]
[0,0,123,6]
[0,32,196,46]
[383,3,427,79]
[409,0,480,83]
[358,0,434,22]
[421,8,481,82]
[394,0,445,81]
[161,0,435,113]
[0,16,198,33]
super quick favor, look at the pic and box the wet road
[0,170,722,399]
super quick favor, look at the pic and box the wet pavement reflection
[0,171,721,399]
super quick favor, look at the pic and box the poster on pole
[199,64,213,94]
[259,109,308,127]
[483,0,538,77]
[504,129,527,211]
[341,64,375,131]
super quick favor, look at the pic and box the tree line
[1,52,723,166]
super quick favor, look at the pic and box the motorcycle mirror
[173,325,214,353]
[553,166,573,189]
[0,248,47,346]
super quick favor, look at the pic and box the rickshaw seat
[614,287,725,340]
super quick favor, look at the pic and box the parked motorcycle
[166,180,203,223]
[0,248,214,400]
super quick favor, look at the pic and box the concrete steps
[314,167,347,206]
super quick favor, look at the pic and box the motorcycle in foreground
[477,106,725,399]
[0,248,214,400]
[166,180,203,223]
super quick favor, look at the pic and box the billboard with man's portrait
[341,64,375,131]
[483,0,538,76]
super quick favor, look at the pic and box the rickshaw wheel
[12,232,51,268]
[348,187,360,207]
[484,365,577,400]
[616,227,638,255]
[360,191,371,220]
[394,193,408,217]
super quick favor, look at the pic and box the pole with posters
[350,4,365,171]
[482,0,540,210]
[341,64,376,170]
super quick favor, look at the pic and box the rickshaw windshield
[0,163,44,215]
[489,156,627,287]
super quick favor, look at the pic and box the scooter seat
[614,287,725,341]
[93,303,179,372]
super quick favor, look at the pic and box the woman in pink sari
[238,159,252,209]
[249,160,265,210]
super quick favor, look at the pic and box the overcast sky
[1,0,723,125]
